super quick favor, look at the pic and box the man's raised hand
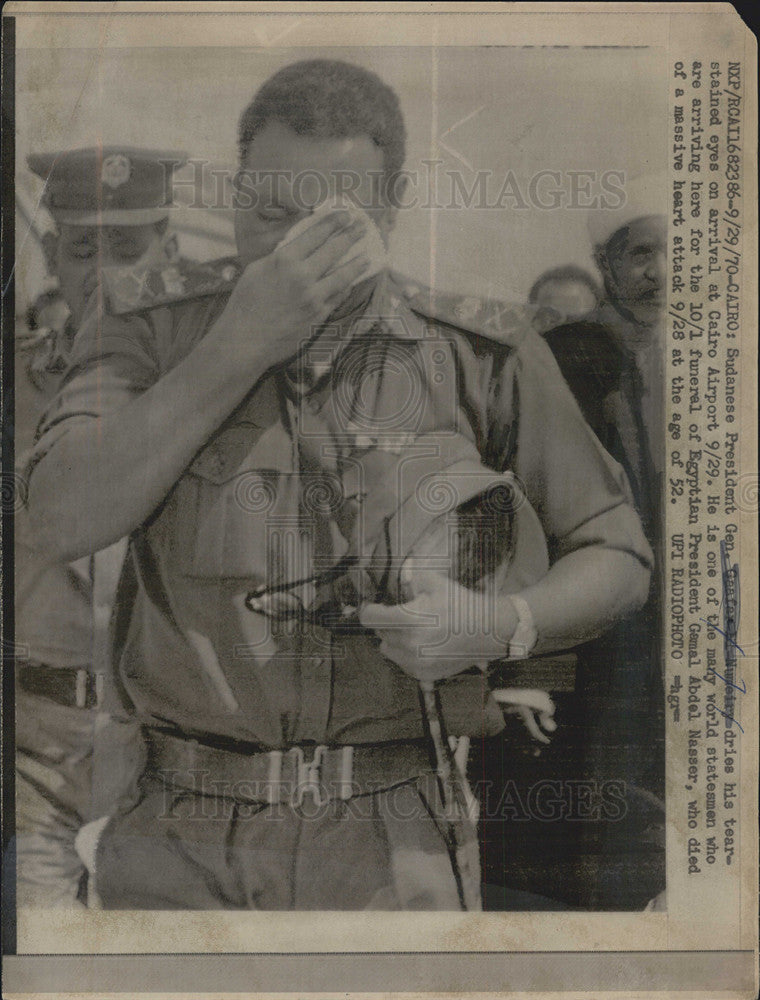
[218,209,370,371]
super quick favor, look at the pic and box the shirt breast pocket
[173,422,300,581]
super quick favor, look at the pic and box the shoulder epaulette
[105,255,240,317]
[389,270,562,349]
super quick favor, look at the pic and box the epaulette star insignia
[389,271,562,347]
[105,256,241,316]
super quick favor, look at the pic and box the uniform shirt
[15,337,94,668]
[27,272,652,748]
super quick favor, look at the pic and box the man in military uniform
[15,147,186,906]
[25,60,652,911]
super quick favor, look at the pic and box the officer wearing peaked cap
[25,62,652,911]
[27,146,186,224]
[14,146,185,907]
[26,147,188,326]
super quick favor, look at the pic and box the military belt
[146,728,434,806]
[16,662,103,710]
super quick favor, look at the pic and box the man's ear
[594,246,621,308]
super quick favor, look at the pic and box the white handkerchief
[276,198,387,286]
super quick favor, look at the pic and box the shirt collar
[283,270,425,396]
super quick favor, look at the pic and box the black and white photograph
[1,4,757,998]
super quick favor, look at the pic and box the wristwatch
[507,594,538,659]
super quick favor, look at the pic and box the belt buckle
[291,745,329,807]
[75,670,104,710]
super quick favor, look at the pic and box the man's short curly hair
[238,59,406,205]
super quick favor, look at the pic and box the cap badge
[101,154,131,189]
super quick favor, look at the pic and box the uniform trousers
[92,768,482,911]
[15,687,145,908]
